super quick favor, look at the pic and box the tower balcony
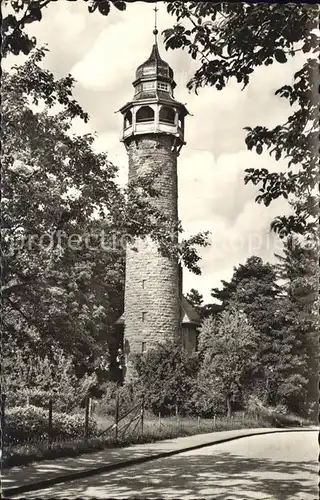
[121,103,186,146]
[123,119,184,143]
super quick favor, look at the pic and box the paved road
[15,431,318,500]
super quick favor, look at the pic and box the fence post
[175,404,179,424]
[158,411,161,430]
[1,394,6,440]
[48,398,53,449]
[213,414,216,427]
[197,415,200,429]
[115,393,119,441]
[84,396,90,441]
[140,395,145,436]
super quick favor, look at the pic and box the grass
[3,410,311,469]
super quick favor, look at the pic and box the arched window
[136,106,154,123]
[159,106,175,125]
[124,110,132,129]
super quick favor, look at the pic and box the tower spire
[153,2,158,45]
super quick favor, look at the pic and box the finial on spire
[153,2,158,44]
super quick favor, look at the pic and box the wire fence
[1,392,146,452]
[2,389,271,460]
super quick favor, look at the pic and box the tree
[211,256,280,308]
[2,48,124,366]
[186,288,222,320]
[211,256,310,412]
[186,288,203,313]
[163,2,319,237]
[2,48,208,372]
[196,308,259,417]
[133,341,199,415]
[275,236,319,418]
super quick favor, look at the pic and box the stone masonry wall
[124,134,181,364]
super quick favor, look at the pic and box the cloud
[71,6,152,91]
[178,148,291,300]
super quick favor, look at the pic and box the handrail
[159,118,175,125]
[136,118,154,123]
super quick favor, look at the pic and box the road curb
[3,427,316,498]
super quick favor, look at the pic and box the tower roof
[181,296,201,325]
[135,43,174,82]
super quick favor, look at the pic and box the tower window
[142,312,147,322]
[136,106,155,123]
[143,81,156,90]
[135,83,142,94]
[158,82,169,91]
[159,106,175,125]
[142,279,146,289]
[124,110,132,129]
[141,342,146,353]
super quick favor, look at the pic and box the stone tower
[118,36,190,378]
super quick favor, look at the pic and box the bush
[189,386,227,417]
[4,405,98,444]
[95,381,139,417]
[3,344,98,413]
[246,396,307,427]
[134,341,200,416]
[95,381,119,415]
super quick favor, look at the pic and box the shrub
[246,396,307,427]
[95,381,139,417]
[133,341,200,416]
[3,344,97,412]
[95,381,119,415]
[189,385,227,417]
[4,405,98,444]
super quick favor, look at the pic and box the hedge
[4,405,98,444]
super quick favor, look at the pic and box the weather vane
[153,2,158,43]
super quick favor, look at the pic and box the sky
[6,1,305,302]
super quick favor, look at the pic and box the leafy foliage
[164,2,319,236]
[246,395,307,427]
[210,255,311,413]
[186,288,222,320]
[4,405,98,444]
[186,288,203,313]
[196,309,259,416]
[94,380,139,417]
[2,48,124,365]
[275,236,319,417]
[2,342,97,411]
[133,341,199,415]
[2,0,126,56]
